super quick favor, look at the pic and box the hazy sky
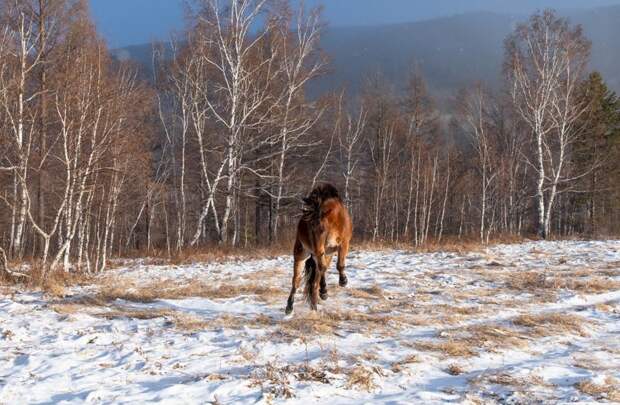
[90,0,620,48]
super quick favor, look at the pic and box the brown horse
[285,184,353,314]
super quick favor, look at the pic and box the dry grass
[250,363,295,399]
[276,309,400,340]
[513,313,590,337]
[446,363,465,376]
[0,261,93,297]
[473,373,528,387]
[346,364,377,391]
[419,323,530,359]
[573,357,608,371]
[129,240,292,267]
[470,372,549,390]
[464,324,531,350]
[250,362,331,400]
[575,377,620,401]
[507,271,620,295]
[354,235,526,255]
[51,297,275,333]
[595,303,619,313]
[348,285,385,300]
[98,308,176,320]
[391,354,420,373]
[415,340,476,357]
[97,278,283,304]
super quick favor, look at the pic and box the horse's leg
[310,248,329,311]
[337,239,350,287]
[319,254,333,301]
[285,240,306,315]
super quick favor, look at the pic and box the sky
[90,0,620,48]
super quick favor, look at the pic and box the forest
[1,0,620,275]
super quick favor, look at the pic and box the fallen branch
[0,247,30,280]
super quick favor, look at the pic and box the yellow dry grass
[348,285,385,300]
[275,309,401,341]
[575,377,620,401]
[391,354,420,373]
[346,364,377,391]
[415,340,476,357]
[0,261,93,295]
[507,271,620,294]
[463,324,531,350]
[513,313,590,337]
[97,278,283,304]
[446,363,465,375]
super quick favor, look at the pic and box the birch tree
[186,0,280,245]
[457,84,497,243]
[505,10,591,238]
[269,3,325,240]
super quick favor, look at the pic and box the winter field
[1,241,620,404]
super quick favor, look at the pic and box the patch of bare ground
[575,377,620,402]
[512,313,591,337]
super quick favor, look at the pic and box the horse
[285,184,353,314]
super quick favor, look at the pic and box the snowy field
[1,240,620,404]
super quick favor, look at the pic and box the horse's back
[322,199,352,244]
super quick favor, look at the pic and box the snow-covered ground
[1,240,620,404]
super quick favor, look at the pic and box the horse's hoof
[285,304,293,315]
[339,275,348,287]
[320,292,328,301]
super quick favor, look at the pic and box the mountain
[111,6,620,99]
[304,0,620,27]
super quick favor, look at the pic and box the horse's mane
[302,183,341,222]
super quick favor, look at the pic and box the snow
[1,240,619,404]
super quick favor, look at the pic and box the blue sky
[90,0,620,48]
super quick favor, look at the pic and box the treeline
[1,1,619,275]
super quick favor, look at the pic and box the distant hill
[112,6,620,99]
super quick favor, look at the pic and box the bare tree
[336,93,366,211]
[269,2,325,240]
[457,84,497,243]
[185,0,281,245]
[505,10,591,238]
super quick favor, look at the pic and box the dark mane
[302,183,341,222]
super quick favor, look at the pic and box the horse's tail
[303,256,317,303]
